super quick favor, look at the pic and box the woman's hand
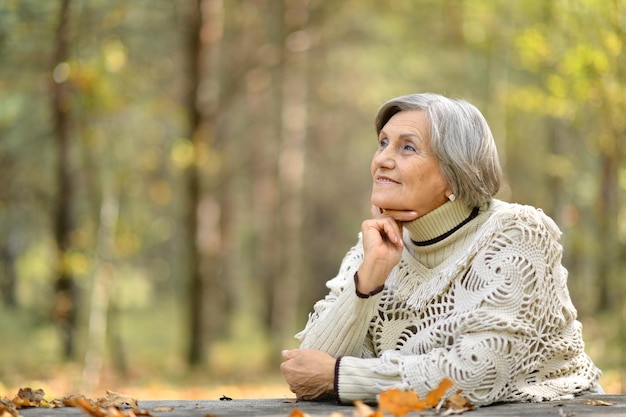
[280,349,336,400]
[357,206,418,293]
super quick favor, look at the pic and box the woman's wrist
[333,356,343,402]
[354,271,385,298]
[354,259,392,294]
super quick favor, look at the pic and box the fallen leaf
[152,406,174,412]
[445,390,473,411]
[440,407,470,416]
[75,397,108,417]
[354,400,383,417]
[378,378,455,417]
[12,387,47,408]
[583,398,614,406]
[63,394,89,407]
[49,398,64,408]
[423,378,454,408]
[97,390,138,409]
[289,408,309,417]
[0,400,19,417]
[131,409,155,416]
[378,389,423,417]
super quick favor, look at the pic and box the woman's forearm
[297,278,380,357]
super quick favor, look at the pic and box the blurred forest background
[1,0,624,400]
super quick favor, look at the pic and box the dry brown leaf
[583,398,614,406]
[63,393,89,407]
[75,397,153,417]
[49,398,64,408]
[12,387,47,408]
[445,390,474,411]
[152,406,174,412]
[0,401,19,417]
[17,388,45,403]
[131,409,154,416]
[106,406,126,417]
[75,397,108,417]
[97,390,138,409]
[2,387,151,417]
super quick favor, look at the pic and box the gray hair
[375,93,502,208]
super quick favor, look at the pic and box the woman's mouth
[376,176,400,184]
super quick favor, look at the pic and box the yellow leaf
[378,378,455,417]
[378,389,425,417]
[423,378,454,408]
[354,400,383,417]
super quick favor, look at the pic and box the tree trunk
[271,0,310,351]
[82,183,121,391]
[595,146,620,311]
[51,0,77,360]
[0,242,17,308]
[185,0,224,367]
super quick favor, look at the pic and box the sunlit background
[1,0,624,400]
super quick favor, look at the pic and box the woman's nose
[374,147,395,168]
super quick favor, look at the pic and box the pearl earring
[448,194,456,202]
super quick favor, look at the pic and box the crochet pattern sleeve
[295,234,380,358]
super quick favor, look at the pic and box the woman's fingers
[363,217,403,248]
[361,208,412,290]
[371,205,419,222]
[280,349,336,400]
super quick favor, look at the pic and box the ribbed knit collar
[403,200,476,245]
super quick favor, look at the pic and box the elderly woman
[280,93,602,406]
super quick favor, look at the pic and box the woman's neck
[403,200,477,246]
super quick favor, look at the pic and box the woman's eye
[404,143,416,152]
[378,138,389,148]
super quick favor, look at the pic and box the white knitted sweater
[296,199,602,405]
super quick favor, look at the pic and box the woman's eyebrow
[379,129,423,141]
[398,132,424,143]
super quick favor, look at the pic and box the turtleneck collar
[403,199,477,245]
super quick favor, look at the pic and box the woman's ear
[445,187,455,201]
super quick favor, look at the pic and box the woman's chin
[372,202,408,212]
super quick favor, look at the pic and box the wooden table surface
[16,394,626,417]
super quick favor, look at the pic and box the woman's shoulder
[483,199,562,239]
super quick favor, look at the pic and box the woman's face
[370,110,451,217]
